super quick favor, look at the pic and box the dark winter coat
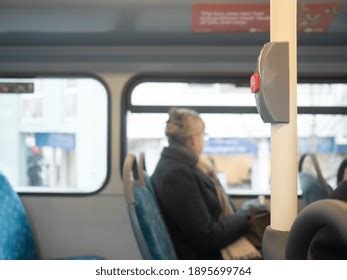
[151,145,249,259]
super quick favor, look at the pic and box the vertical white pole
[270,0,297,231]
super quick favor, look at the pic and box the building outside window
[0,77,108,193]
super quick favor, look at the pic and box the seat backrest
[299,173,329,206]
[0,173,38,259]
[298,153,333,206]
[286,199,347,259]
[123,155,177,260]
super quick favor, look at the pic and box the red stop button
[250,72,260,93]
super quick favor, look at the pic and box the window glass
[127,81,347,196]
[132,82,347,107]
[131,82,254,106]
[297,84,347,107]
[21,96,43,120]
[298,114,347,188]
[0,78,108,193]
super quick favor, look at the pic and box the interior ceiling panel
[0,0,345,47]
[0,0,346,74]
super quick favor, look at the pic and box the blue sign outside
[336,144,347,153]
[204,137,346,156]
[35,133,75,150]
[204,138,258,155]
[298,137,343,154]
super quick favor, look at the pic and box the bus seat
[299,173,330,206]
[138,152,155,194]
[286,199,347,259]
[0,173,102,260]
[298,153,333,206]
[123,154,177,260]
[0,173,38,259]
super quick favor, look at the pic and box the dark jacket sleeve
[159,167,249,253]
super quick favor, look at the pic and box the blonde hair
[165,108,204,144]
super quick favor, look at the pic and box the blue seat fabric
[0,173,102,260]
[0,173,38,260]
[145,175,155,194]
[299,173,329,206]
[134,185,176,260]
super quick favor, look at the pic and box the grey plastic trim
[255,42,289,123]
[262,226,289,260]
[127,205,152,260]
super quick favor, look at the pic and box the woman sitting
[151,108,261,260]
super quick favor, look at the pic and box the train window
[127,82,347,195]
[0,77,108,193]
[126,81,347,195]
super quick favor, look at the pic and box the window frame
[0,73,111,196]
[122,74,347,197]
